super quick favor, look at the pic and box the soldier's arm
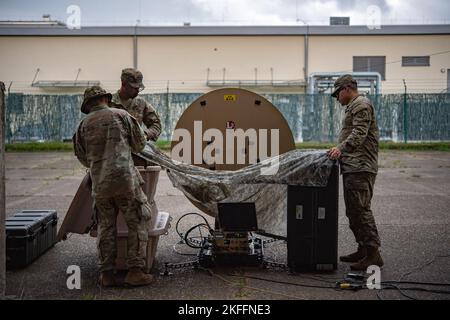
[73,125,89,168]
[124,114,147,153]
[337,104,371,153]
[142,101,162,141]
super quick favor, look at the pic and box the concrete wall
[137,36,305,93]
[0,34,449,94]
[0,36,133,93]
[309,35,450,93]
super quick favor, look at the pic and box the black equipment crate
[287,164,339,272]
[6,210,58,269]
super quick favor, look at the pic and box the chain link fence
[5,93,450,143]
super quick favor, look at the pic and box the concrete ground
[4,150,450,300]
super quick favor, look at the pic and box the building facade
[0,24,449,94]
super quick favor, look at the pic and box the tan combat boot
[339,246,367,263]
[99,270,116,287]
[124,267,154,286]
[350,247,384,271]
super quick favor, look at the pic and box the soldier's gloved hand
[328,147,342,160]
[146,129,158,142]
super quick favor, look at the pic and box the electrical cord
[378,283,417,300]
[172,215,450,298]
[375,281,450,299]
[171,245,450,298]
[399,254,450,282]
[200,267,306,299]
[369,253,450,299]
[226,274,450,296]
[227,273,337,290]
[175,212,213,238]
[382,280,450,287]
[173,212,214,253]
[296,274,342,284]
[184,223,210,249]
[173,212,286,254]
[377,283,450,300]
[391,253,450,300]
[335,50,450,74]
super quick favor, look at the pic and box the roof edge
[1,24,450,36]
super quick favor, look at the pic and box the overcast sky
[1,0,449,26]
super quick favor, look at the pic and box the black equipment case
[6,210,58,269]
[287,164,339,272]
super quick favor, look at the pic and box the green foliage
[6,141,73,152]
[295,141,450,151]
[155,139,171,150]
[6,140,449,152]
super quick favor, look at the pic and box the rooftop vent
[330,17,350,25]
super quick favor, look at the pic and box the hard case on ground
[6,210,58,269]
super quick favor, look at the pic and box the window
[402,56,430,67]
[353,56,386,80]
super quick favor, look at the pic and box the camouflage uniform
[336,85,381,249]
[74,86,150,272]
[110,68,162,141]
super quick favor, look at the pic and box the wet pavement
[4,150,450,300]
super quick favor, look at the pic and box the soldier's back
[80,106,138,198]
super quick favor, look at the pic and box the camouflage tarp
[140,142,336,238]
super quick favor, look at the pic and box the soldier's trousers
[343,172,381,248]
[94,196,149,272]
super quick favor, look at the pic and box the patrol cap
[331,74,357,97]
[81,85,112,114]
[121,68,145,90]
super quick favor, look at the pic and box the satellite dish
[171,88,295,171]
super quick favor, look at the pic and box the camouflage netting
[139,142,336,238]
[6,93,450,143]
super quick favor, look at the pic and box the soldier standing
[74,86,154,287]
[328,75,384,271]
[110,68,162,142]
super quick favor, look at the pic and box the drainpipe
[403,79,408,144]
[0,81,6,298]
[165,81,170,140]
[304,24,309,90]
[133,22,139,69]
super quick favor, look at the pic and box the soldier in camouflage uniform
[110,68,162,142]
[73,86,154,287]
[328,75,384,271]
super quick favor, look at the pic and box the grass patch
[6,141,73,152]
[156,140,171,150]
[296,141,450,152]
[379,142,450,151]
[6,140,449,152]
[6,140,172,152]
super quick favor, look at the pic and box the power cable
[201,267,306,299]
[227,273,337,290]
[399,254,450,281]
[336,50,450,74]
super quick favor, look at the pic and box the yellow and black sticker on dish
[224,94,237,102]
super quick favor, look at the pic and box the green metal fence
[5,93,450,143]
